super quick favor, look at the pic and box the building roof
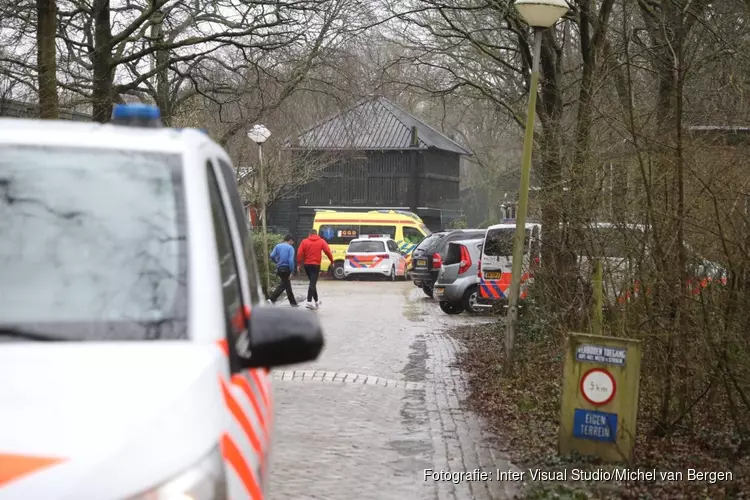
[283,97,472,155]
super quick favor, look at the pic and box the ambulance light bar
[111,103,162,128]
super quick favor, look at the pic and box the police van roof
[487,222,540,231]
[0,118,210,154]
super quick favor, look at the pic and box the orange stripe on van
[220,433,263,500]
[250,369,270,410]
[216,339,229,356]
[0,454,65,488]
[232,374,270,444]
[220,378,263,455]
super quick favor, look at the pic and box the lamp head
[247,124,271,144]
[514,0,569,28]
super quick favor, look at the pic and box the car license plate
[416,259,427,267]
[484,271,503,279]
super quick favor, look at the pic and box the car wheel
[462,285,480,314]
[332,262,345,280]
[422,286,434,298]
[439,301,464,315]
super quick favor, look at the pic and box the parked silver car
[433,238,489,314]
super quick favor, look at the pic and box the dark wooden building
[267,97,472,238]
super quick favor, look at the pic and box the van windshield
[0,145,188,341]
[485,228,530,256]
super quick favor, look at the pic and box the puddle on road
[402,335,428,383]
[387,335,433,473]
[401,287,427,323]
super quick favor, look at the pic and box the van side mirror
[240,307,324,369]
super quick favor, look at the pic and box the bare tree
[36,0,58,117]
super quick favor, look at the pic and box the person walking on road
[267,235,298,307]
[296,229,334,310]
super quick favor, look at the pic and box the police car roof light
[111,103,162,127]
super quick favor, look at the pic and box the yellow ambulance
[312,210,431,279]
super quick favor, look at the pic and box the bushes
[252,231,285,296]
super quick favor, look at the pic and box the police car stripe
[220,433,262,499]
[221,379,263,454]
[244,371,272,444]
[232,374,270,447]
[215,340,269,498]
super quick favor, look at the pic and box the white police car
[0,104,323,499]
[343,235,407,281]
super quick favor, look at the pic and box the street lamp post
[505,0,569,368]
[248,124,272,295]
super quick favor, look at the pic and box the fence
[0,99,91,121]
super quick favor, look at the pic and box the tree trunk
[36,0,58,119]
[535,30,576,312]
[571,0,614,220]
[92,0,114,122]
[642,0,694,435]
[150,7,170,124]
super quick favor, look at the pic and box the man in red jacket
[296,229,334,310]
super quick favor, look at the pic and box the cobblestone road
[267,280,521,500]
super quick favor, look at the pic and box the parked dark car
[411,229,487,298]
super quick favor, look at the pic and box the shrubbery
[252,231,285,297]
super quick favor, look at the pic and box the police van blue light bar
[111,103,162,128]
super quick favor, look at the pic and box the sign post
[559,332,642,462]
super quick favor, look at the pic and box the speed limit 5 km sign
[580,368,616,406]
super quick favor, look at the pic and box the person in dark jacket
[267,235,298,306]
[296,229,334,310]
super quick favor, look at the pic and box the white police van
[0,104,324,499]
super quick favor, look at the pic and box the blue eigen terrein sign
[573,408,618,443]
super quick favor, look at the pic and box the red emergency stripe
[0,454,66,488]
[232,374,270,444]
[480,272,531,300]
[216,338,229,356]
[220,377,263,455]
[250,369,270,412]
[349,258,386,268]
[214,338,272,498]
[480,282,501,299]
[220,433,263,500]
